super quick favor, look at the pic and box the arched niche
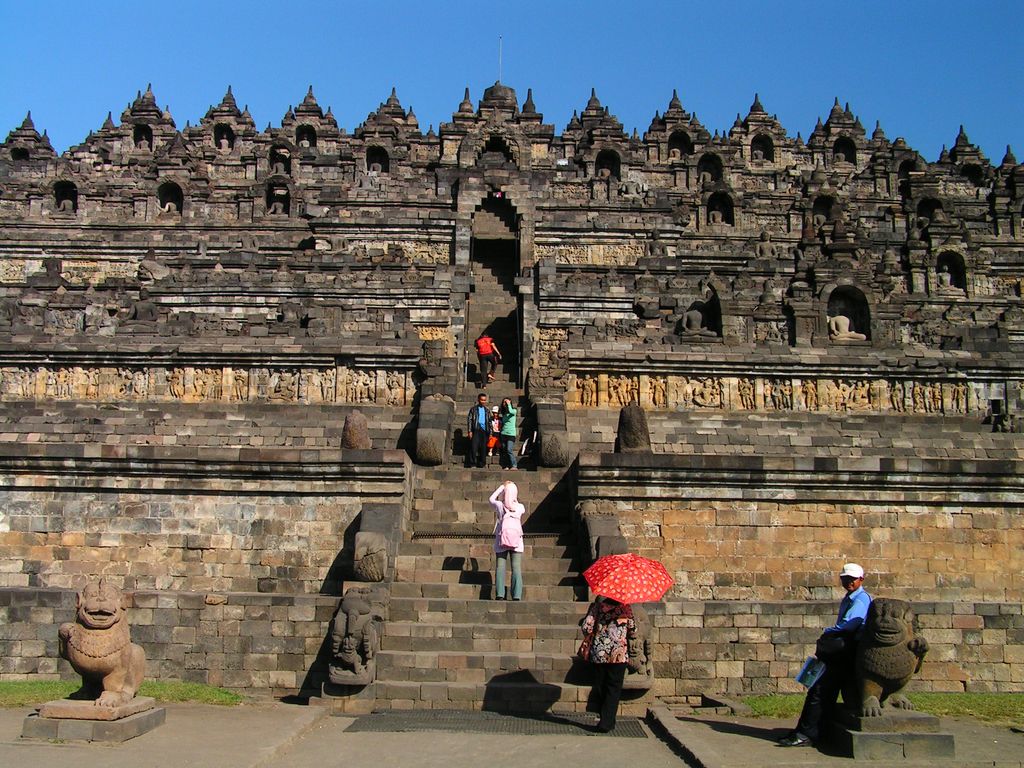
[960,163,984,186]
[897,159,917,198]
[916,197,944,223]
[157,182,184,215]
[936,251,967,292]
[706,192,734,225]
[668,130,693,160]
[479,135,515,166]
[367,145,390,173]
[54,180,78,213]
[751,133,774,162]
[833,136,856,164]
[214,124,235,151]
[812,195,835,226]
[595,149,621,180]
[296,124,317,149]
[697,153,723,183]
[826,285,871,341]
[269,145,292,175]
[11,147,29,161]
[266,184,290,216]
[133,124,153,151]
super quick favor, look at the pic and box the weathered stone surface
[615,402,651,453]
[341,409,371,449]
[22,706,166,742]
[38,696,155,721]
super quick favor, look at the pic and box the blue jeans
[501,435,517,468]
[495,550,522,599]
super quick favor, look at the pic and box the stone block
[23,707,166,742]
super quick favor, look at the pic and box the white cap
[839,563,865,579]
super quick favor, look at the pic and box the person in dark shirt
[467,393,490,468]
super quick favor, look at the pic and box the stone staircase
[372,462,600,712]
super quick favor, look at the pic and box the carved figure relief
[328,585,387,687]
[738,378,755,410]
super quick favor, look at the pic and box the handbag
[815,633,847,659]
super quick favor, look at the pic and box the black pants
[478,353,499,380]
[469,428,489,468]
[592,662,627,730]
[795,652,853,742]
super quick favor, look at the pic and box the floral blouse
[580,599,636,664]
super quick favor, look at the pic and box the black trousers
[795,651,854,742]
[592,662,627,730]
[469,427,489,468]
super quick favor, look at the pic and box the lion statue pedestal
[22,580,166,743]
[829,598,954,760]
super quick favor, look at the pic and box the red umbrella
[583,553,674,604]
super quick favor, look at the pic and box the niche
[706,192,734,226]
[751,133,774,162]
[697,153,723,183]
[266,185,290,216]
[296,125,317,149]
[897,159,917,198]
[916,197,944,224]
[11,147,29,161]
[668,131,693,160]
[935,251,967,292]
[133,124,153,151]
[827,286,871,341]
[595,149,621,180]
[812,195,836,227]
[270,145,292,175]
[833,137,856,164]
[214,124,235,151]
[157,182,183,215]
[367,145,390,173]
[54,181,78,213]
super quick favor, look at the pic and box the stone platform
[22,697,165,742]
[830,708,955,760]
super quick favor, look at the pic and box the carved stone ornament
[328,585,387,686]
[855,598,929,717]
[58,579,146,707]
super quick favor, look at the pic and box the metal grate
[345,709,647,738]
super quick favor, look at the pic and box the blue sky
[1,0,1021,162]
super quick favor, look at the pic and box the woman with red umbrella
[578,596,637,732]
[578,552,673,732]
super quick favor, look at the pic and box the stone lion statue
[855,598,929,717]
[58,579,146,707]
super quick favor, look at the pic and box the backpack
[475,336,494,355]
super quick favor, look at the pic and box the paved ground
[0,704,681,768]
[2,702,1023,768]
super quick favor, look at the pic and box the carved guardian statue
[328,585,387,686]
[58,579,146,707]
[855,598,929,717]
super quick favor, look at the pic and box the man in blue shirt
[779,562,872,748]
[467,393,490,468]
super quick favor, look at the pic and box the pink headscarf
[502,481,518,507]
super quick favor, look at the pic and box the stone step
[396,538,575,559]
[395,554,578,575]
[381,623,580,655]
[393,570,584,592]
[389,580,584,601]
[388,596,589,624]
[373,679,603,714]
[376,650,585,684]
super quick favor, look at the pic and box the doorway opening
[468,193,520,387]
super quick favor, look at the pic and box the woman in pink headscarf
[489,480,525,600]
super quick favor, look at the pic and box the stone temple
[0,82,1021,710]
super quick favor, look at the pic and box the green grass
[744,693,1024,727]
[0,680,243,708]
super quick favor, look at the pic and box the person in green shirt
[499,398,518,470]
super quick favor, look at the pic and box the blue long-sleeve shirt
[823,586,871,636]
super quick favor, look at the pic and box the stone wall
[648,599,1024,697]
[0,447,411,595]
[576,454,1024,604]
[2,588,1019,697]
